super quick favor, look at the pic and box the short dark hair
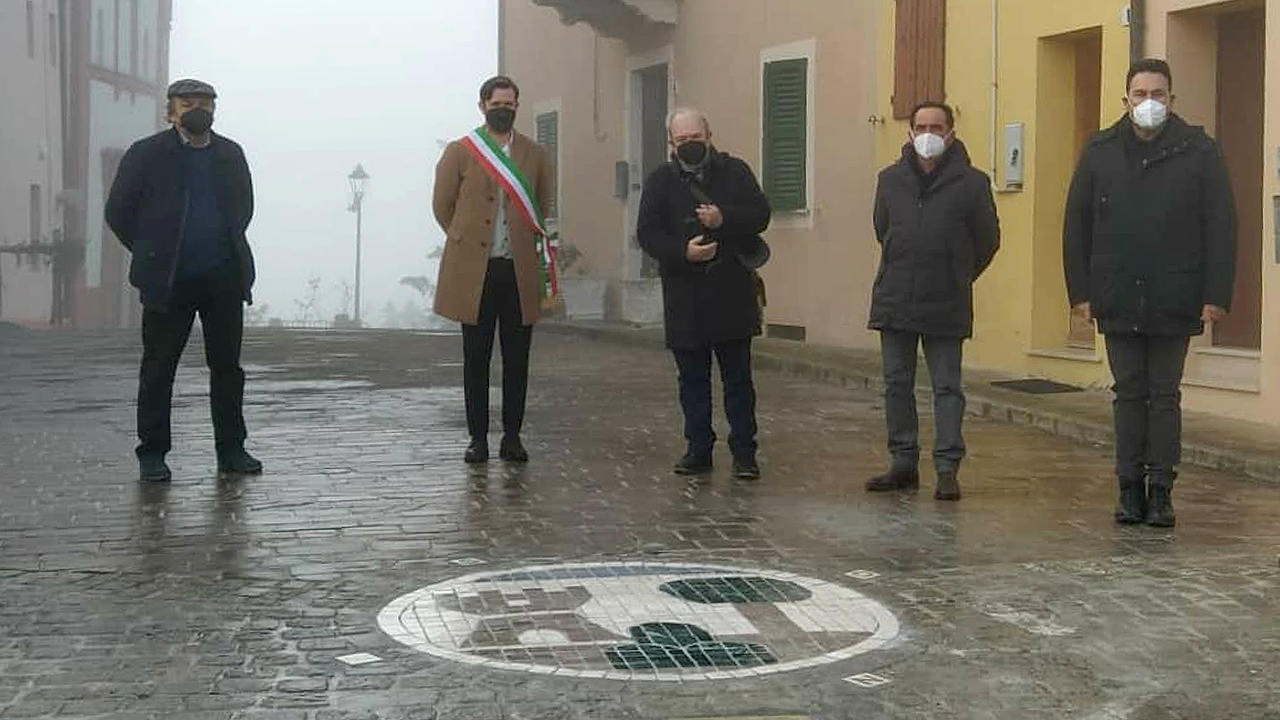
[1126,58,1172,92]
[480,75,520,103]
[910,101,954,129]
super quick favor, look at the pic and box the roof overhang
[532,0,678,39]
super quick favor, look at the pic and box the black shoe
[217,448,263,476]
[1146,484,1176,527]
[732,455,761,479]
[464,439,489,464]
[1114,478,1147,525]
[674,454,713,475]
[499,435,529,463]
[865,467,920,492]
[139,455,172,483]
[934,469,962,501]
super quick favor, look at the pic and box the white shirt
[490,139,513,259]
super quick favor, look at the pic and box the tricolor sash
[459,127,559,302]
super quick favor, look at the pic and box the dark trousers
[880,329,965,473]
[462,258,532,440]
[137,267,245,459]
[672,338,758,459]
[1104,333,1191,487]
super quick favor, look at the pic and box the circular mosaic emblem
[377,561,900,680]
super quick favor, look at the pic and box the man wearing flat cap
[106,78,261,483]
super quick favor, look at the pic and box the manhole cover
[378,562,900,681]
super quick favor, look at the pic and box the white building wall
[0,0,63,324]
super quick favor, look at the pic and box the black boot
[139,455,172,483]
[1114,477,1147,525]
[1146,484,1176,527]
[674,454,713,475]
[934,468,961,501]
[464,438,489,464]
[731,454,761,479]
[865,467,919,492]
[499,435,529,463]
[217,448,263,477]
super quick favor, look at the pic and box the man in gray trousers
[865,101,1000,501]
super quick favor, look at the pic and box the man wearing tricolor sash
[433,76,555,464]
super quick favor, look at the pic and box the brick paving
[0,326,1278,719]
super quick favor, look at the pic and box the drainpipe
[990,0,1000,187]
[497,0,506,73]
[1129,0,1146,62]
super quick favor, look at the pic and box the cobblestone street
[1,327,1278,720]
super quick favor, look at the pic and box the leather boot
[934,468,961,501]
[1114,477,1147,525]
[1146,484,1176,527]
[865,467,920,492]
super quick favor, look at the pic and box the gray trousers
[1103,333,1190,487]
[880,329,966,473]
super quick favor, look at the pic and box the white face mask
[1131,98,1168,129]
[912,133,947,160]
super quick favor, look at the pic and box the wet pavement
[0,327,1278,720]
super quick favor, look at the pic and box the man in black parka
[106,79,261,483]
[1064,59,1237,527]
[866,102,1000,501]
[638,108,772,479]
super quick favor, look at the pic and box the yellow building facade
[876,0,1278,428]
[503,0,1276,429]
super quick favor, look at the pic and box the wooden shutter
[892,0,947,120]
[535,111,558,219]
[763,58,808,212]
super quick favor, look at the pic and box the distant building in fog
[0,0,64,327]
[64,0,174,329]
[0,0,172,329]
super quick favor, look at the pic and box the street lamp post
[347,164,370,327]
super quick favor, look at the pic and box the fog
[168,0,498,326]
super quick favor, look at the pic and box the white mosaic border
[376,561,901,681]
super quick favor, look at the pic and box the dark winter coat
[637,151,772,349]
[1063,115,1237,336]
[869,140,1000,338]
[105,128,255,309]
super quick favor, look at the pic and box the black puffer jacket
[869,140,1000,338]
[637,151,771,349]
[106,128,255,309]
[1063,115,1237,336]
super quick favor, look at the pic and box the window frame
[760,38,817,228]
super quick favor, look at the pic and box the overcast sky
[168,0,498,324]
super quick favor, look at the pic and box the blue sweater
[177,144,231,279]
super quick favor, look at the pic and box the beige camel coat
[432,131,554,326]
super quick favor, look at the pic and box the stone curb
[541,320,1280,484]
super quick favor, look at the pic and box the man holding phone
[637,108,772,479]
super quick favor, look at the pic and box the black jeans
[671,338,758,459]
[462,258,533,441]
[880,329,966,473]
[1104,333,1191,487]
[137,266,245,459]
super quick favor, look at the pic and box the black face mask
[179,108,214,135]
[485,107,516,134]
[676,140,708,166]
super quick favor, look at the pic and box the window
[762,56,809,212]
[95,8,104,65]
[49,12,58,67]
[142,28,151,79]
[535,111,559,220]
[892,0,947,119]
[26,1,36,59]
[30,185,43,244]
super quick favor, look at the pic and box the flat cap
[166,78,217,98]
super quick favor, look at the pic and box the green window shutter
[535,111,559,219]
[763,58,808,212]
